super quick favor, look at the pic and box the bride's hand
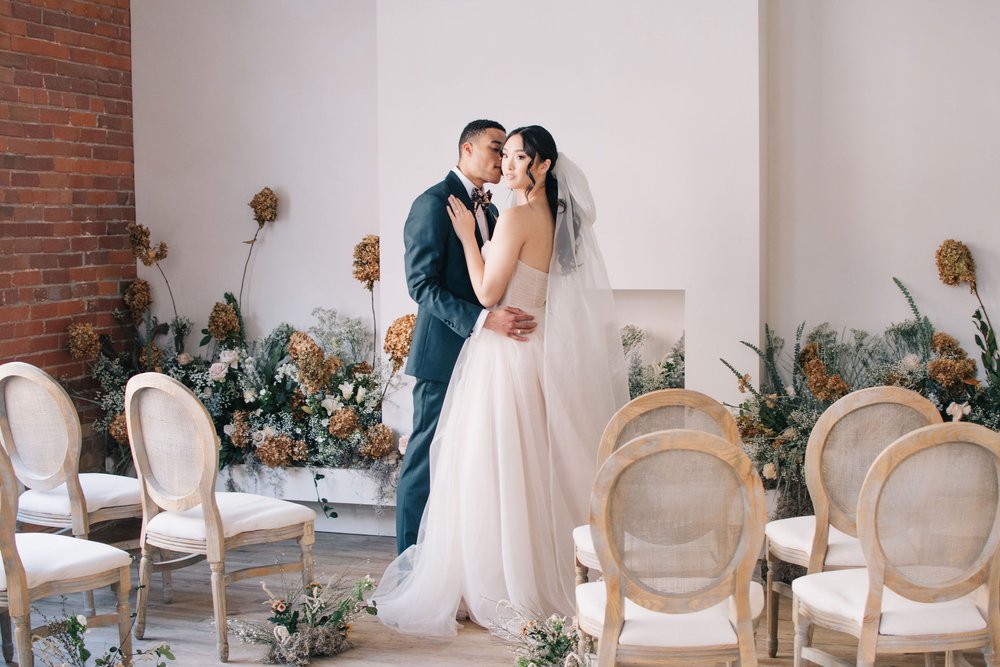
[446,195,476,243]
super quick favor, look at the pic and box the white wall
[377,0,763,419]
[132,0,378,342]
[766,0,1000,362]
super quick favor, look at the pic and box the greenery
[490,602,587,667]
[34,608,175,667]
[622,326,685,399]
[228,575,377,666]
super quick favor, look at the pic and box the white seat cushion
[146,492,315,542]
[573,524,601,571]
[18,473,141,517]
[792,568,987,636]
[765,515,865,568]
[576,581,764,647]
[0,533,131,590]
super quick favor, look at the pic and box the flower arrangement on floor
[490,602,587,667]
[34,611,175,666]
[621,325,685,399]
[228,575,377,666]
[65,188,417,484]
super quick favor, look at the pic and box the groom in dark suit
[397,119,537,553]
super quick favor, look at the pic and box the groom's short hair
[458,119,505,153]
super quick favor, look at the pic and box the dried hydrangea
[328,407,359,439]
[931,332,965,359]
[67,322,100,360]
[351,361,373,376]
[928,357,977,390]
[123,278,152,324]
[108,412,129,445]
[230,410,251,448]
[352,234,380,291]
[800,343,849,403]
[736,411,774,441]
[127,222,168,267]
[935,239,976,291]
[140,342,163,372]
[208,302,240,341]
[360,423,394,459]
[249,187,278,225]
[256,433,308,468]
[288,331,339,395]
[384,314,417,373]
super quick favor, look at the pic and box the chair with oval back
[792,422,1000,666]
[764,385,942,657]
[125,372,316,662]
[0,434,132,667]
[576,429,766,666]
[573,388,741,585]
[0,361,145,614]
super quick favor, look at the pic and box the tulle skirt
[372,313,578,636]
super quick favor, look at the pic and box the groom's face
[463,128,505,186]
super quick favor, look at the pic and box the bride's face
[501,135,548,191]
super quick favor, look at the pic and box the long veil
[543,154,630,574]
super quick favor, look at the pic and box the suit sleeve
[404,193,483,338]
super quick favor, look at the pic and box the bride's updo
[506,125,560,220]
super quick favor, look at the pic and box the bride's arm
[447,195,523,308]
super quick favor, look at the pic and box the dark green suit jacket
[404,171,496,384]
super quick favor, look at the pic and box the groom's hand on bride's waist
[484,307,536,342]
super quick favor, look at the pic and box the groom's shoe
[456,599,470,621]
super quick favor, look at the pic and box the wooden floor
[22,532,987,666]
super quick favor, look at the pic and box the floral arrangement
[489,602,587,667]
[228,575,377,666]
[621,326,685,399]
[34,612,175,666]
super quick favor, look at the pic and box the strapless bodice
[482,242,548,310]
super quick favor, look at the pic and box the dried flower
[249,187,278,225]
[736,411,774,441]
[737,373,752,394]
[931,332,965,359]
[384,314,417,373]
[360,423,394,459]
[127,222,168,267]
[946,401,972,422]
[177,352,193,366]
[208,302,240,341]
[108,412,129,445]
[229,410,251,448]
[288,331,336,395]
[328,408,359,439]
[209,362,228,382]
[67,322,100,360]
[351,361,373,376]
[928,357,977,389]
[271,599,288,614]
[123,279,152,324]
[140,342,163,372]
[800,343,849,403]
[256,433,308,468]
[352,234,380,291]
[762,462,778,480]
[935,239,976,291]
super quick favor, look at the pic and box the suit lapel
[445,171,486,247]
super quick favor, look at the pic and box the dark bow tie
[471,187,492,212]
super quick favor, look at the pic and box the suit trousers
[395,377,448,554]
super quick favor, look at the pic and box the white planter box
[218,465,395,537]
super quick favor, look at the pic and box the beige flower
[360,423,394,459]
[123,279,152,324]
[328,408,359,439]
[352,235,380,290]
[249,187,278,225]
[935,239,976,291]
[208,302,240,341]
[67,322,100,360]
[384,314,417,373]
[288,331,335,395]
[127,222,168,267]
[762,462,778,480]
[108,412,129,445]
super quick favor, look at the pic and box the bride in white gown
[372,126,628,636]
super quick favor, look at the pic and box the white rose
[176,352,193,366]
[273,625,290,642]
[209,362,228,382]
[356,387,367,402]
[243,389,256,403]
[762,462,778,480]
[263,425,276,438]
[223,424,236,437]
[252,430,266,446]
[339,382,355,400]
[219,349,239,368]
[76,614,88,626]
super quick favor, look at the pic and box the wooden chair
[0,361,144,614]
[792,422,1000,667]
[0,433,132,667]
[577,429,766,666]
[764,386,942,657]
[574,388,741,585]
[124,372,315,662]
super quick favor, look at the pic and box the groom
[396,119,537,553]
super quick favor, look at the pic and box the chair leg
[158,548,174,604]
[135,545,153,639]
[575,553,589,587]
[79,532,97,616]
[115,568,133,667]
[925,654,937,667]
[299,530,314,588]
[12,612,32,667]
[0,610,12,663]
[791,598,810,667]
[210,560,229,662]
[766,552,779,658]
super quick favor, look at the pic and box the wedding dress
[372,156,628,636]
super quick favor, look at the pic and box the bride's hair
[506,125,561,221]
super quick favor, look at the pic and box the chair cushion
[0,533,131,591]
[765,515,865,568]
[792,568,987,636]
[576,581,764,647]
[573,524,602,571]
[18,473,141,518]
[146,492,315,542]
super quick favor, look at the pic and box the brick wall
[0,0,135,470]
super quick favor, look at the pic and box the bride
[372,125,627,636]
